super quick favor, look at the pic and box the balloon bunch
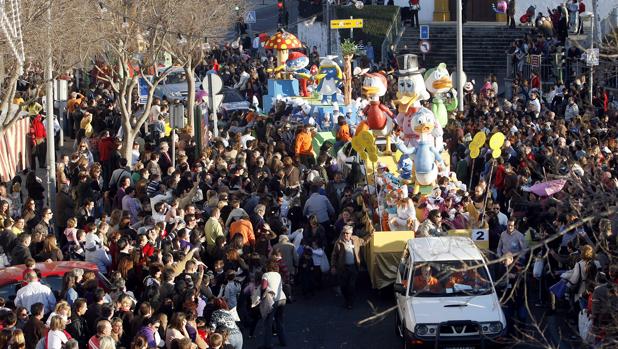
[489,132,506,158]
[492,1,508,14]
[468,131,486,160]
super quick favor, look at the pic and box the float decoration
[394,54,433,149]
[316,56,343,104]
[424,63,455,128]
[362,72,394,153]
[341,39,358,106]
[351,129,378,163]
[396,107,445,188]
[264,30,303,75]
[286,52,311,97]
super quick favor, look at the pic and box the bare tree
[0,0,99,135]
[91,0,238,158]
[163,0,239,129]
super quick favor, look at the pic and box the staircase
[397,23,533,85]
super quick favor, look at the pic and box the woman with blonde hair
[567,244,599,309]
[10,329,26,349]
[64,217,79,247]
[46,301,72,327]
[99,336,116,349]
[46,315,69,349]
[36,235,64,262]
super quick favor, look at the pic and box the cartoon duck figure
[396,107,445,188]
[394,54,434,148]
[424,63,458,128]
[286,52,311,97]
[316,57,342,104]
[362,72,394,153]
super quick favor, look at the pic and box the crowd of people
[0,10,617,349]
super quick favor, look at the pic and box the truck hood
[409,294,504,325]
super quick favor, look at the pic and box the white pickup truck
[394,236,506,349]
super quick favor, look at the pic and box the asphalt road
[244,273,401,349]
[243,271,584,349]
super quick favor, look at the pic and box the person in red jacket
[29,114,47,169]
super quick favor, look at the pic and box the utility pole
[45,0,56,211]
[589,12,594,107]
[456,0,464,112]
[325,0,331,55]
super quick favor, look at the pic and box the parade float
[257,39,504,287]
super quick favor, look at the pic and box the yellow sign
[330,19,364,29]
[447,229,490,250]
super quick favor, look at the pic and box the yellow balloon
[471,131,486,148]
[470,148,480,159]
[489,132,506,150]
[492,148,502,159]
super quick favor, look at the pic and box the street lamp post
[45,1,56,211]
[456,0,464,112]
[581,11,595,106]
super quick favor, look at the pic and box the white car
[394,237,506,349]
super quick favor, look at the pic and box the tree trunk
[121,129,136,161]
[184,63,196,135]
[343,55,353,105]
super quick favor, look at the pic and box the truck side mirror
[394,283,406,295]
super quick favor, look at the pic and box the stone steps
[397,24,533,81]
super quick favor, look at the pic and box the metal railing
[381,7,402,66]
[506,53,588,89]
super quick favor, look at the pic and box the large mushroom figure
[264,30,303,78]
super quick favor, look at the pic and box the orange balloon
[356,120,369,134]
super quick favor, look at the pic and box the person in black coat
[0,226,16,255]
[493,252,528,336]
[66,299,90,348]
[11,233,32,265]
[55,185,75,244]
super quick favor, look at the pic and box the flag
[0,115,30,182]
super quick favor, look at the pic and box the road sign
[245,11,256,24]
[586,48,599,66]
[138,77,149,105]
[530,54,541,68]
[420,25,429,40]
[419,40,431,53]
[201,73,223,95]
[330,19,363,29]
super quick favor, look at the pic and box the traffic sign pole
[350,16,353,39]
[207,74,217,138]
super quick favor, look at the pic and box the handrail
[381,7,402,66]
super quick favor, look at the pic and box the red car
[0,261,110,301]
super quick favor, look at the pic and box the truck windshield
[409,260,492,297]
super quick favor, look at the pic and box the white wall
[297,21,341,57]
[393,1,436,23]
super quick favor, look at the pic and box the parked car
[220,87,251,113]
[0,261,110,302]
[153,67,202,102]
[394,236,506,348]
